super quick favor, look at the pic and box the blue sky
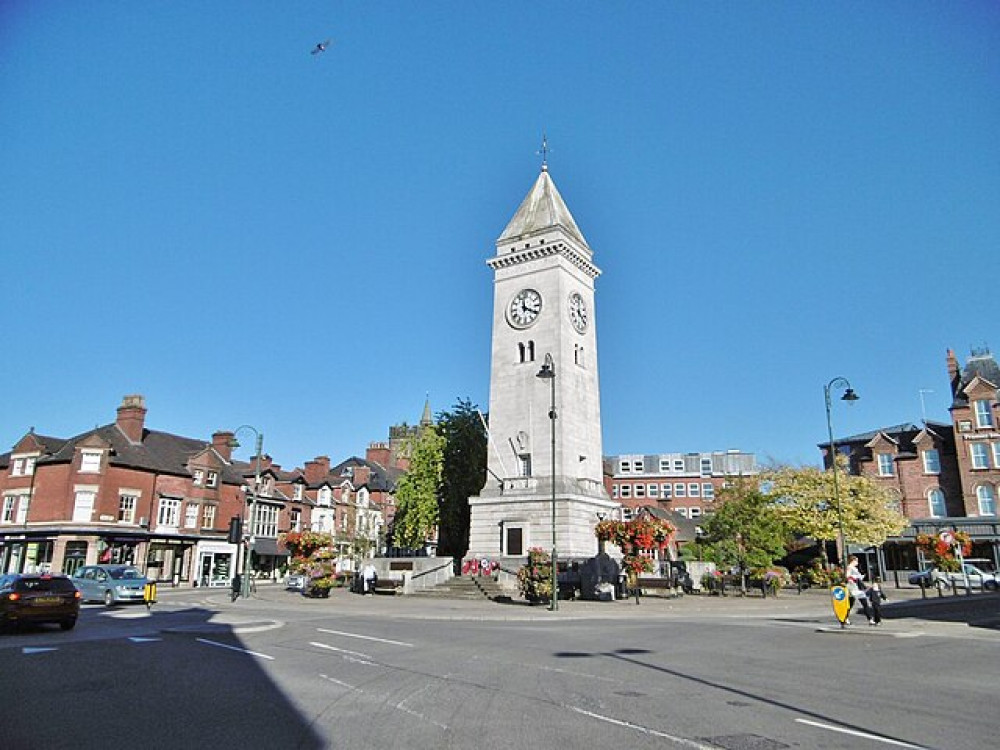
[2,2,998,470]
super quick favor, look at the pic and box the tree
[392,424,446,550]
[766,458,908,567]
[698,478,790,573]
[436,399,487,560]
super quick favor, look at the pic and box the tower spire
[537,133,550,172]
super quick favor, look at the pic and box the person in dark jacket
[865,576,887,626]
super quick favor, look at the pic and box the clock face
[508,288,542,328]
[568,292,588,333]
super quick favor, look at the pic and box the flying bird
[311,39,332,55]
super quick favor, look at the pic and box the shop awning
[252,538,288,557]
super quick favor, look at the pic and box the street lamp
[823,378,859,576]
[536,354,558,611]
[232,425,264,600]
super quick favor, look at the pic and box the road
[0,583,996,750]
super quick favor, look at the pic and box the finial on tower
[537,133,550,171]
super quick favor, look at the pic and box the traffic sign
[939,531,955,546]
[830,585,851,625]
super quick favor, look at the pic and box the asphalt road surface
[0,584,996,750]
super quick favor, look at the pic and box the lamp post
[824,378,859,576]
[232,425,263,600]
[536,354,558,611]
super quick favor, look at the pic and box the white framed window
[293,484,304,501]
[993,443,1000,469]
[202,504,216,529]
[157,497,180,528]
[928,488,946,518]
[612,484,620,499]
[10,456,35,477]
[206,471,218,488]
[80,451,102,473]
[675,483,686,498]
[661,483,672,499]
[621,506,634,521]
[620,484,632,498]
[974,399,994,428]
[633,459,644,473]
[15,496,27,524]
[73,490,96,522]
[619,459,631,473]
[877,453,894,476]
[658,458,670,473]
[118,493,137,523]
[192,469,204,486]
[689,507,702,519]
[922,449,941,474]
[971,443,990,469]
[976,485,996,516]
[688,482,700,497]
[648,484,658,498]
[703,483,715,500]
[290,508,301,532]
[700,457,712,476]
[254,504,278,537]
[318,487,332,507]
[673,459,684,472]
[2,495,16,523]
[184,504,199,528]
[635,484,645,499]
[676,507,688,517]
[519,455,532,477]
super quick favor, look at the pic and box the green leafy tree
[766,458,908,567]
[436,399,487,560]
[699,478,790,572]
[392,424,446,549]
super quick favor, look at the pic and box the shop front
[145,537,196,585]
[0,534,55,574]
[196,540,237,587]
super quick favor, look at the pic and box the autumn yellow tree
[765,457,907,568]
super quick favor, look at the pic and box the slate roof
[497,168,589,249]
[818,421,951,449]
[952,350,1000,407]
[328,455,403,493]
[0,434,68,468]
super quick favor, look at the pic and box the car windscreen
[109,568,143,580]
[15,577,76,593]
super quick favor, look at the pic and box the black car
[0,573,81,632]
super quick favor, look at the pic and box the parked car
[908,566,944,588]
[72,565,148,605]
[285,573,307,592]
[0,573,81,632]
[908,564,999,590]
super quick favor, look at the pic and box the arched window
[927,488,946,518]
[976,485,997,516]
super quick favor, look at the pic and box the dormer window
[877,453,894,477]
[974,399,994,429]
[10,456,36,477]
[318,487,332,507]
[80,450,102,473]
[206,471,218,488]
[192,469,204,486]
[293,484,304,501]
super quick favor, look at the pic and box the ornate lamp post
[536,354,558,611]
[232,425,263,600]
[823,378,859,575]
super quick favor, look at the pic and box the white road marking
[309,641,372,661]
[319,674,359,691]
[316,627,413,647]
[796,718,929,748]
[564,705,718,749]
[128,636,162,643]
[394,686,448,730]
[22,647,58,655]
[196,637,274,660]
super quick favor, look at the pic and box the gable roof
[328,456,403,492]
[952,350,1000,407]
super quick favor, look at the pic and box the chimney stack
[303,456,331,485]
[947,349,961,397]
[116,395,147,444]
[212,431,235,462]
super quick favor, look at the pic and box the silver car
[72,565,148,605]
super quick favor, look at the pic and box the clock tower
[467,165,616,561]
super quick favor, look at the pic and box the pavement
[151,579,1000,639]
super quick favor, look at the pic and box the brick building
[947,347,1000,517]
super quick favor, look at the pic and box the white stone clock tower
[467,165,616,561]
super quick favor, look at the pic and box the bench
[636,577,682,597]
[372,578,403,595]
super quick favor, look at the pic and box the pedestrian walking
[865,577,887,626]
[845,555,866,626]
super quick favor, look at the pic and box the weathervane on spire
[537,134,550,171]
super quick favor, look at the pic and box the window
[676,508,688,518]
[877,453,894,476]
[922,449,941,474]
[703,483,714,500]
[661,483,672,499]
[621,506,633,521]
[648,484,658,498]
[254,505,278,537]
[673,459,684,472]
[2,495,16,523]
[10,456,35,477]
[184,504,199,528]
[675,483,686,498]
[518,454,532,477]
[976,485,997,516]
[633,459,644,473]
[612,484,619,499]
[619,460,631,473]
[206,471,218,488]
[192,469,204,486]
[688,483,700,497]
[293,484,304,501]
[157,497,180,527]
[118,494,137,523]
[318,487,332,506]
[290,508,301,532]
[928,489,946,518]
[993,443,1000,469]
[620,484,632,498]
[80,451,102,473]
[659,458,671,473]
[974,399,994,428]
[971,443,990,469]
[16,496,27,523]
[202,504,216,529]
[635,484,645,499]
[700,457,712,476]
[73,490,96,522]
[689,508,702,519]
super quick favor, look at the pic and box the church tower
[467,164,616,561]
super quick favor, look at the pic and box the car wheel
[60,618,77,631]
[985,580,998,591]
[103,590,114,606]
